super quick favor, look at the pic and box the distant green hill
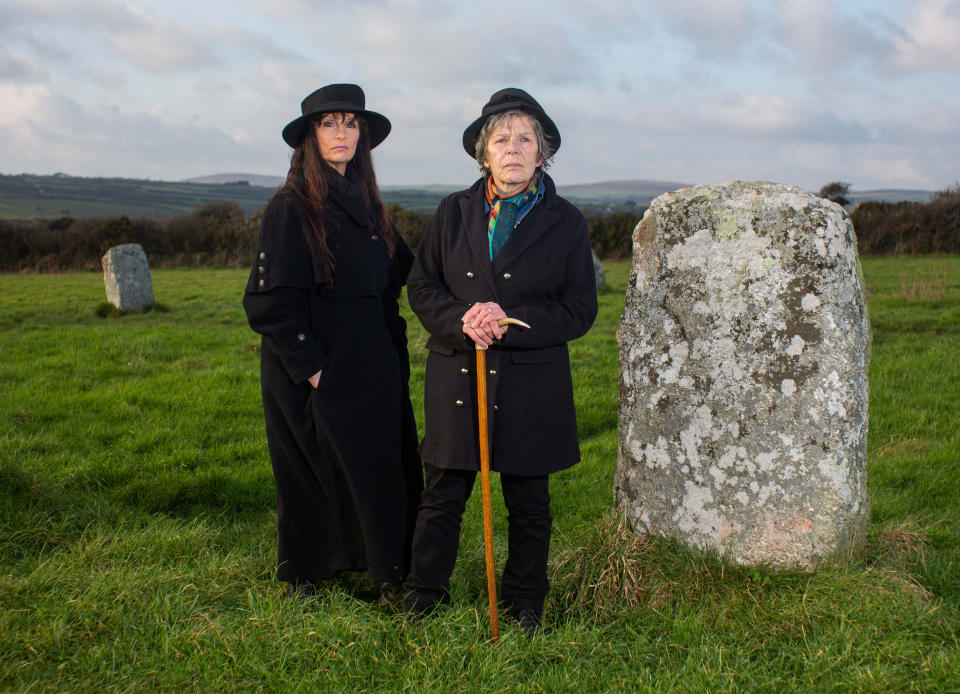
[0,172,935,219]
[0,173,276,219]
[848,189,933,205]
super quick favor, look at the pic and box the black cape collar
[325,165,375,229]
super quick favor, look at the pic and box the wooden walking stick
[475,316,530,643]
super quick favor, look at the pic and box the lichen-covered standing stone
[615,181,870,569]
[592,248,607,291]
[102,244,155,312]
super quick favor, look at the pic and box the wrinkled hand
[461,302,509,347]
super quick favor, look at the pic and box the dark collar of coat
[458,173,564,295]
[325,166,376,230]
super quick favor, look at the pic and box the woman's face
[483,113,542,196]
[315,112,360,175]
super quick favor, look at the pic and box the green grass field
[2,257,958,692]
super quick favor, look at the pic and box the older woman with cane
[243,84,422,602]
[402,88,597,635]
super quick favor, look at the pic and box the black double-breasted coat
[243,172,423,585]
[407,174,598,476]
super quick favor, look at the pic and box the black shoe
[286,581,317,598]
[379,582,402,606]
[402,589,446,618]
[513,608,541,638]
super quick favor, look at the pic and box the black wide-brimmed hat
[461,87,561,158]
[282,83,391,149]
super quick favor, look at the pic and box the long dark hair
[284,113,396,279]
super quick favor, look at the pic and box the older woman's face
[315,112,360,175]
[483,113,542,195]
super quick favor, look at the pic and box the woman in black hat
[401,88,597,634]
[243,84,423,601]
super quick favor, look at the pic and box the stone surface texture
[615,181,871,569]
[102,244,155,312]
[592,248,607,290]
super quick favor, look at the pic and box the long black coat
[407,174,598,476]
[243,173,422,585]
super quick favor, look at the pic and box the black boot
[510,607,542,638]
[379,582,402,606]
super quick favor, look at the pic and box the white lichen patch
[781,379,797,396]
[801,293,821,311]
[642,438,672,471]
[755,452,776,473]
[785,335,806,357]
[660,340,690,384]
[813,370,848,418]
[678,405,714,470]
[817,455,854,502]
[675,480,721,537]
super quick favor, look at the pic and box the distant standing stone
[102,244,155,312]
[615,181,871,569]
[592,248,607,291]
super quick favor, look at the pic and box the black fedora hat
[282,83,391,149]
[461,87,561,158]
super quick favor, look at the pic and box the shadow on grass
[95,302,171,318]
[0,461,105,563]
[113,470,274,517]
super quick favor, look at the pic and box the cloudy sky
[2,0,959,192]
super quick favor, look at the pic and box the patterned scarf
[485,175,539,260]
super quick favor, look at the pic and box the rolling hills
[0,172,933,219]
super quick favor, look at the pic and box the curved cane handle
[475,316,532,351]
[497,317,531,329]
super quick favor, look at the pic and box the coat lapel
[491,204,561,274]
[459,185,499,298]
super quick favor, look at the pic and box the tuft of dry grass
[549,509,669,617]
[899,266,949,303]
[876,521,932,564]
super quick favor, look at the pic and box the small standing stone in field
[615,181,871,569]
[101,244,155,313]
[592,248,607,291]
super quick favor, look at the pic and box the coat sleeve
[242,195,327,384]
[393,228,415,285]
[499,211,598,349]
[407,197,474,348]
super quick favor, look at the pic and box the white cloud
[654,0,757,55]
[892,0,960,70]
[1,0,154,33]
[702,93,870,143]
[1,0,958,190]
[0,47,48,82]
[773,0,891,71]
[0,84,44,128]
[109,5,212,72]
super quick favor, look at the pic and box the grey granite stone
[102,244,155,313]
[592,248,607,291]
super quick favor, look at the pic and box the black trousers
[402,463,552,616]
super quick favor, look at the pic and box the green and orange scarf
[484,175,540,260]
